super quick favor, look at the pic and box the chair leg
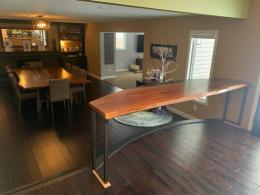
[18,99,22,113]
[70,93,73,110]
[46,100,49,111]
[83,90,86,101]
[50,102,54,121]
[67,100,71,116]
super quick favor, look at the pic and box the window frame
[185,30,219,105]
[115,32,127,50]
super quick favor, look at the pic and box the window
[186,30,218,104]
[116,32,126,50]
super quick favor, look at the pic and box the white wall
[116,33,144,71]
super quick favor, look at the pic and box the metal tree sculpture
[145,45,178,83]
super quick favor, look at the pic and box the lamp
[32,16,50,30]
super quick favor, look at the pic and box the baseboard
[166,106,197,119]
[87,72,101,80]
[224,121,243,129]
[116,69,128,72]
[101,75,116,80]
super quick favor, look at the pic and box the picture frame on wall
[150,44,177,60]
[22,40,31,52]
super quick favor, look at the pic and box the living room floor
[104,71,142,89]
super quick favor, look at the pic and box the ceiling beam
[84,0,250,19]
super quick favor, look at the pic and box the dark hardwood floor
[17,120,260,195]
[2,77,260,195]
[0,77,186,194]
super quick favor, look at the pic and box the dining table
[12,67,91,112]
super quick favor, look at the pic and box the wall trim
[87,72,101,80]
[224,121,244,129]
[116,68,128,72]
[166,106,197,119]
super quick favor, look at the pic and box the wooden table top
[13,67,91,90]
[89,78,249,120]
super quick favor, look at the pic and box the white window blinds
[186,31,218,103]
[116,33,126,50]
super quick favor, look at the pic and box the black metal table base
[223,87,248,126]
[91,86,249,188]
[91,111,111,188]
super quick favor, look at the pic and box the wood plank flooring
[2,77,260,194]
[16,120,260,195]
[0,77,185,194]
[0,78,121,193]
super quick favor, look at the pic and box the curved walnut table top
[89,78,249,120]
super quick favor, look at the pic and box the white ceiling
[0,0,191,23]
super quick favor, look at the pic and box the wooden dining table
[12,67,91,112]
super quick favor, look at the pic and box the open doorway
[101,32,144,89]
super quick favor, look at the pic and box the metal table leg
[92,110,96,170]
[104,120,109,183]
[237,87,249,126]
[223,87,249,126]
[91,110,111,188]
[223,91,231,121]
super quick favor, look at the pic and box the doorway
[100,32,144,89]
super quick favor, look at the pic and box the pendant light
[32,15,50,30]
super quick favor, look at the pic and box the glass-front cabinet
[57,23,84,53]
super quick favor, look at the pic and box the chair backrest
[64,63,72,71]
[71,65,80,75]
[11,71,20,82]
[77,69,87,78]
[27,61,43,68]
[49,79,70,102]
[9,74,21,98]
[5,65,11,73]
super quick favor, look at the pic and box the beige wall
[89,0,250,19]
[85,0,260,130]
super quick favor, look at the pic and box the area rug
[114,111,173,127]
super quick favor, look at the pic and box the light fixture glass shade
[32,19,50,30]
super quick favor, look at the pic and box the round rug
[114,111,173,127]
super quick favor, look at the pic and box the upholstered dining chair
[47,79,71,120]
[5,65,11,74]
[27,61,44,68]
[64,63,72,72]
[9,73,37,113]
[70,69,87,105]
[71,65,80,75]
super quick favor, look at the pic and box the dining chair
[64,63,72,72]
[11,70,20,83]
[47,79,71,120]
[70,69,87,104]
[71,65,80,75]
[9,73,37,113]
[5,65,11,74]
[27,61,44,68]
